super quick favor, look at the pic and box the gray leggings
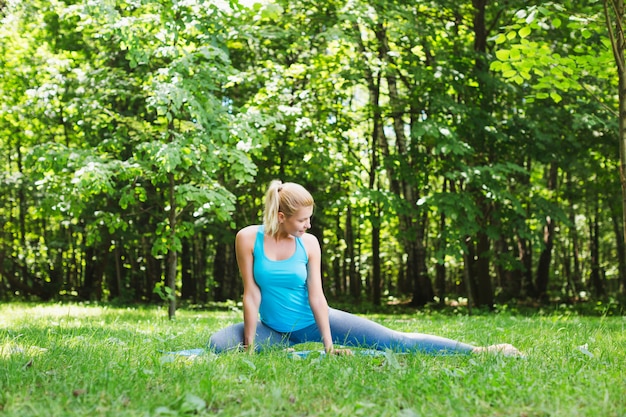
[207,308,475,354]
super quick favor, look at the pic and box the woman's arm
[303,233,335,353]
[235,226,261,353]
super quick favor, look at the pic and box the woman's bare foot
[472,343,525,357]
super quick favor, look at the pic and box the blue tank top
[253,226,316,332]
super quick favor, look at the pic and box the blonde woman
[208,181,522,357]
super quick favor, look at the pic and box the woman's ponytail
[263,180,283,236]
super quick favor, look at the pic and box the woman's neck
[268,229,293,242]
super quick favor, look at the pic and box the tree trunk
[375,22,434,307]
[368,67,382,306]
[372,220,381,305]
[345,205,360,301]
[473,231,494,308]
[517,234,534,297]
[566,173,582,297]
[435,261,446,305]
[494,235,522,301]
[410,215,435,307]
[604,0,626,295]
[353,19,384,305]
[80,246,105,301]
[142,237,163,302]
[535,216,555,300]
[589,202,605,297]
[618,1,626,296]
[195,237,208,303]
[462,242,474,315]
[535,162,558,299]
[333,213,344,296]
[15,137,29,289]
[167,172,177,319]
[467,0,495,310]
[435,180,447,305]
[181,238,193,301]
[213,241,227,302]
[114,244,123,298]
[609,200,626,293]
[226,240,240,300]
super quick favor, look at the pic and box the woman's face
[280,205,313,237]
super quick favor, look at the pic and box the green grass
[1,303,625,417]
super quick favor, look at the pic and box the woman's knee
[206,324,244,353]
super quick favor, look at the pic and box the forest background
[1,0,625,316]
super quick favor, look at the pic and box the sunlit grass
[1,302,625,416]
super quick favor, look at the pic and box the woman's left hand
[329,348,353,356]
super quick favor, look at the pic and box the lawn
[1,302,624,417]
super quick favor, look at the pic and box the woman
[208,180,522,356]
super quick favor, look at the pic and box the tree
[491,1,625,294]
[0,0,262,313]
[2,0,624,307]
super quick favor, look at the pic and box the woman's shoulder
[236,225,261,245]
[300,232,321,254]
[238,224,261,234]
[301,232,319,244]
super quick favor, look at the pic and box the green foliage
[0,0,267,305]
[154,281,175,302]
[0,0,624,306]
[491,3,615,104]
